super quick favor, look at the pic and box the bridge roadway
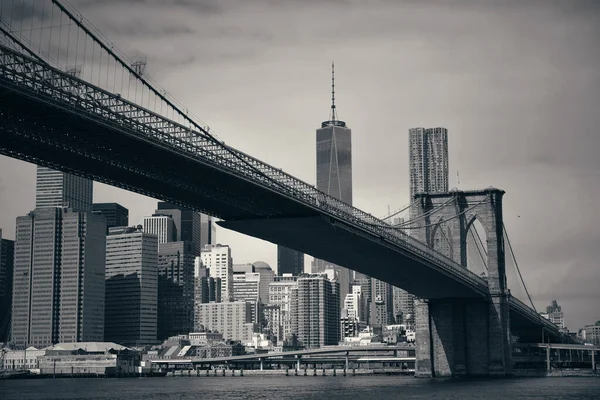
[149,345,413,366]
[0,44,558,339]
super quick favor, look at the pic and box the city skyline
[0,0,599,332]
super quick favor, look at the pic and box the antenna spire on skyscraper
[330,61,337,122]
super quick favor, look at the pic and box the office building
[12,209,106,348]
[232,271,261,324]
[200,244,233,301]
[268,274,298,342]
[157,241,196,340]
[194,301,256,342]
[313,64,353,307]
[105,226,158,346]
[294,273,340,348]
[35,166,93,212]
[92,203,129,231]
[0,229,14,342]
[156,202,211,255]
[408,127,449,201]
[143,215,176,245]
[277,246,304,276]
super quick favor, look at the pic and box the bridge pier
[414,189,512,378]
[415,296,511,377]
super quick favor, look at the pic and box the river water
[1,376,600,399]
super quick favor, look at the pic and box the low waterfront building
[189,331,224,346]
[39,342,140,376]
[1,346,46,371]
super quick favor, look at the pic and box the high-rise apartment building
[294,273,340,348]
[0,229,14,342]
[313,64,353,307]
[104,226,158,346]
[277,246,304,276]
[157,241,196,340]
[200,244,233,302]
[194,301,256,342]
[143,215,177,245]
[408,127,449,201]
[12,209,106,348]
[92,203,129,231]
[268,274,298,342]
[35,166,93,212]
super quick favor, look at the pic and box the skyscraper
[156,202,208,255]
[408,127,449,201]
[11,167,105,348]
[12,209,106,347]
[277,246,304,276]
[0,229,14,342]
[35,166,93,212]
[92,203,129,231]
[105,226,158,346]
[293,273,340,348]
[314,63,353,307]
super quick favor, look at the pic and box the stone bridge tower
[410,188,512,377]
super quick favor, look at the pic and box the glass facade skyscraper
[313,64,353,307]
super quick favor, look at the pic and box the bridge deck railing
[0,44,488,292]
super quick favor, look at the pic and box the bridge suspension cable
[503,223,538,315]
[0,0,315,201]
[398,196,491,230]
[380,201,417,221]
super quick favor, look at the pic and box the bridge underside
[219,217,482,299]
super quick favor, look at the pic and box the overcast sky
[0,0,599,330]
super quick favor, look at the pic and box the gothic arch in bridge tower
[412,188,507,293]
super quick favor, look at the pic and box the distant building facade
[0,229,14,342]
[201,244,233,302]
[105,226,158,346]
[157,241,196,340]
[277,246,304,276]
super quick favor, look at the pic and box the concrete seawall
[166,368,413,377]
